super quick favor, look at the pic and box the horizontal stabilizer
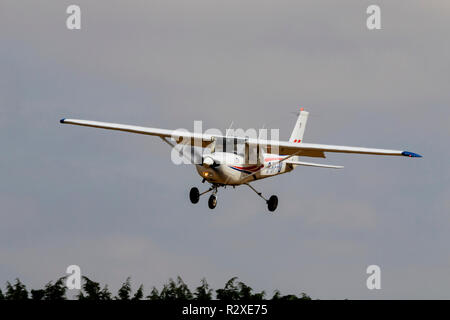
[287,160,343,169]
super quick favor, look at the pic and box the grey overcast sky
[0,0,449,299]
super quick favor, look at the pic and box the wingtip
[402,151,422,158]
[60,118,66,124]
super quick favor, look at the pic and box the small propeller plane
[60,109,421,212]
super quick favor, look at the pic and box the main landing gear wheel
[208,194,217,209]
[267,195,278,212]
[189,187,200,204]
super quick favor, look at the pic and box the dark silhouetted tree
[299,292,311,300]
[158,282,174,300]
[237,281,265,300]
[194,278,212,300]
[146,287,160,300]
[116,277,132,300]
[159,276,193,300]
[216,277,240,301]
[31,289,45,300]
[77,276,111,300]
[5,279,28,300]
[0,288,4,300]
[174,276,193,300]
[271,290,282,300]
[43,278,67,300]
[132,284,144,300]
[99,285,112,300]
[237,281,252,299]
[216,277,265,300]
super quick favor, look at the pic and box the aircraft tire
[208,194,217,209]
[189,187,200,204]
[267,195,278,212]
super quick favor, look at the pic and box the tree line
[0,276,311,300]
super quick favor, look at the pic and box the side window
[216,137,246,156]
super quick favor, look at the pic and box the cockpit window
[215,137,246,156]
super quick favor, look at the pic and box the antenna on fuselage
[225,121,234,137]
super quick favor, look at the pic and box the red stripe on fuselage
[231,164,264,172]
[264,157,285,162]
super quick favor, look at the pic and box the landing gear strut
[245,183,278,212]
[189,185,220,209]
[190,183,277,212]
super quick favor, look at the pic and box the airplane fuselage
[195,152,293,185]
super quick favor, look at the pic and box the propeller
[202,155,220,169]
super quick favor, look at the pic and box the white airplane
[60,109,421,212]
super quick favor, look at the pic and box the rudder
[289,108,309,143]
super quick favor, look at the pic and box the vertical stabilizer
[289,108,309,143]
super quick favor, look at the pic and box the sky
[0,0,449,299]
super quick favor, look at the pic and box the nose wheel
[208,194,217,209]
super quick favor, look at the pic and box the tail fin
[289,108,309,143]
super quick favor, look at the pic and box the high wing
[60,118,422,158]
[246,138,422,158]
[60,118,214,147]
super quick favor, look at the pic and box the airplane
[60,108,421,212]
